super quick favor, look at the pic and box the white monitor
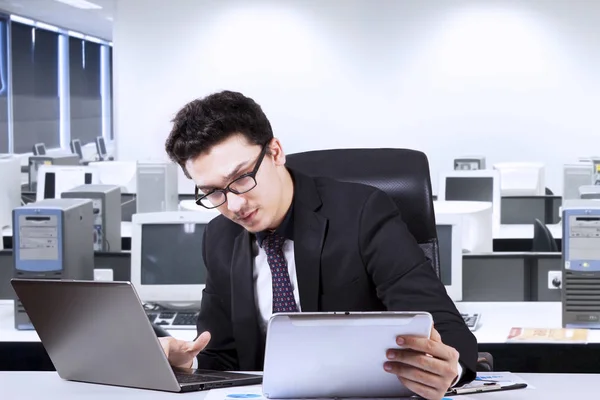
[36,164,98,201]
[32,143,46,156]
[130,210,219,307]
[454,156,486,171]
[438,169,501,233]
[434,200,493,253]
[435,213,463,301]
[89,161,137,193]
[493,162,545,196]
[70,139,83,160]
[563,163,594,200]
[0,155,21,231]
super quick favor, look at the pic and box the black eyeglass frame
[194,143,269,209]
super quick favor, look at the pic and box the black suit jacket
[196,169,477,383]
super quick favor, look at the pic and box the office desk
[457,302,600,343]
[457,302,600,373]
[3,300,600,373]
[0,300,195,371]
[495,223,562,240]
[0,372,597,399]
[0,300,195,342]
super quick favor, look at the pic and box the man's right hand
[159,331,211,369]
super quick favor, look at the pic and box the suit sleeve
[195,223,239,371]
[358,189,477,384]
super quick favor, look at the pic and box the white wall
[113,0,600,195]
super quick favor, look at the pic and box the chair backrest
[286,148,440,277]
[532,218,558,252]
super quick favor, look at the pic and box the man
[162,90,477,400]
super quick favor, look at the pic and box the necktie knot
[263,232,285,254]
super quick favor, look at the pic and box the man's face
[185,134,287,233]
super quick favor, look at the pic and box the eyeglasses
[195,143,268,209]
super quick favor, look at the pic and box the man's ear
[269,138,286,166]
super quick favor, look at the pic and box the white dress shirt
[195,235,464,386]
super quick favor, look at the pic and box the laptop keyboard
[461,313,481,331]
[175,373,226,384]
[145,310,199,330]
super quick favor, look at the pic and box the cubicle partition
[500,195,562,225]
[462,252,562,301]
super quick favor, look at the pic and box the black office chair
[532,218,559,252]
[286,148,440,277]
[286,148,492,371]
[545,187,554,195]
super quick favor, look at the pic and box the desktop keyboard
[146,310,199,330]
[461,313,481,331]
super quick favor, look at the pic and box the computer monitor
[89,161,137,193]
[32,143,46,156]
[563,163,594,200]
[0,155,21,230]
[493,162,545,196]
[130,210,219,308]
[438,170,501,233]
[434,200,493,252]
[70,139,83,160]
[95,136,109,161]
[35,164,98,202]
[435,213,463,301]
[454,156,486,171]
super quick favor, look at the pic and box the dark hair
[165,90,273,177]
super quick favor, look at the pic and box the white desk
[495,223,562,240]
[457,301,600,343]
[0,300,196,343]
[3,300,599,345]
[4,221,561,241]
[2,221,133,239]
[0,372,597,399]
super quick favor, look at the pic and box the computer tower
[28,154,80,191]
[12,198,94,330]
[61,184,122,252]
[136,161,178,213]
[562,200,600,328]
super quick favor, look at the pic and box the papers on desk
[507,327,589,344]
[203,373,530,400]
[447,371,530,396]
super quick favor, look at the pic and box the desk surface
[3,300,599,344]
[0,372,597,399]
[4,222,559,240]
[496,223,562,239]
[0,300,196,343]
[457,301,600,343]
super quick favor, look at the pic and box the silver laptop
[11,279,262,392]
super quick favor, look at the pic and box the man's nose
[226,192,246,213]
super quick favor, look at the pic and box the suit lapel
[291,170,327,312]
[230,230,261,370]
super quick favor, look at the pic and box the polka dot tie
[263,232,298,313]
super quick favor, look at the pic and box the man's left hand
[384,327,459,400]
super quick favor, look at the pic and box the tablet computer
[262,311,433,399]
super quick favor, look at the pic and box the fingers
[430,326,442,342]
[159,337,171,357]
[398,375,445,400]
[396,336,457,361]
[386,349,446,377]
[190,331,211,354]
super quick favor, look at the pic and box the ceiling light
[54,0,102,10]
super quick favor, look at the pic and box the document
[445,371,531,396]
[506,327,589,344]
[203,373,529,399]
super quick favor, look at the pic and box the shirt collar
[256,200,295,248]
